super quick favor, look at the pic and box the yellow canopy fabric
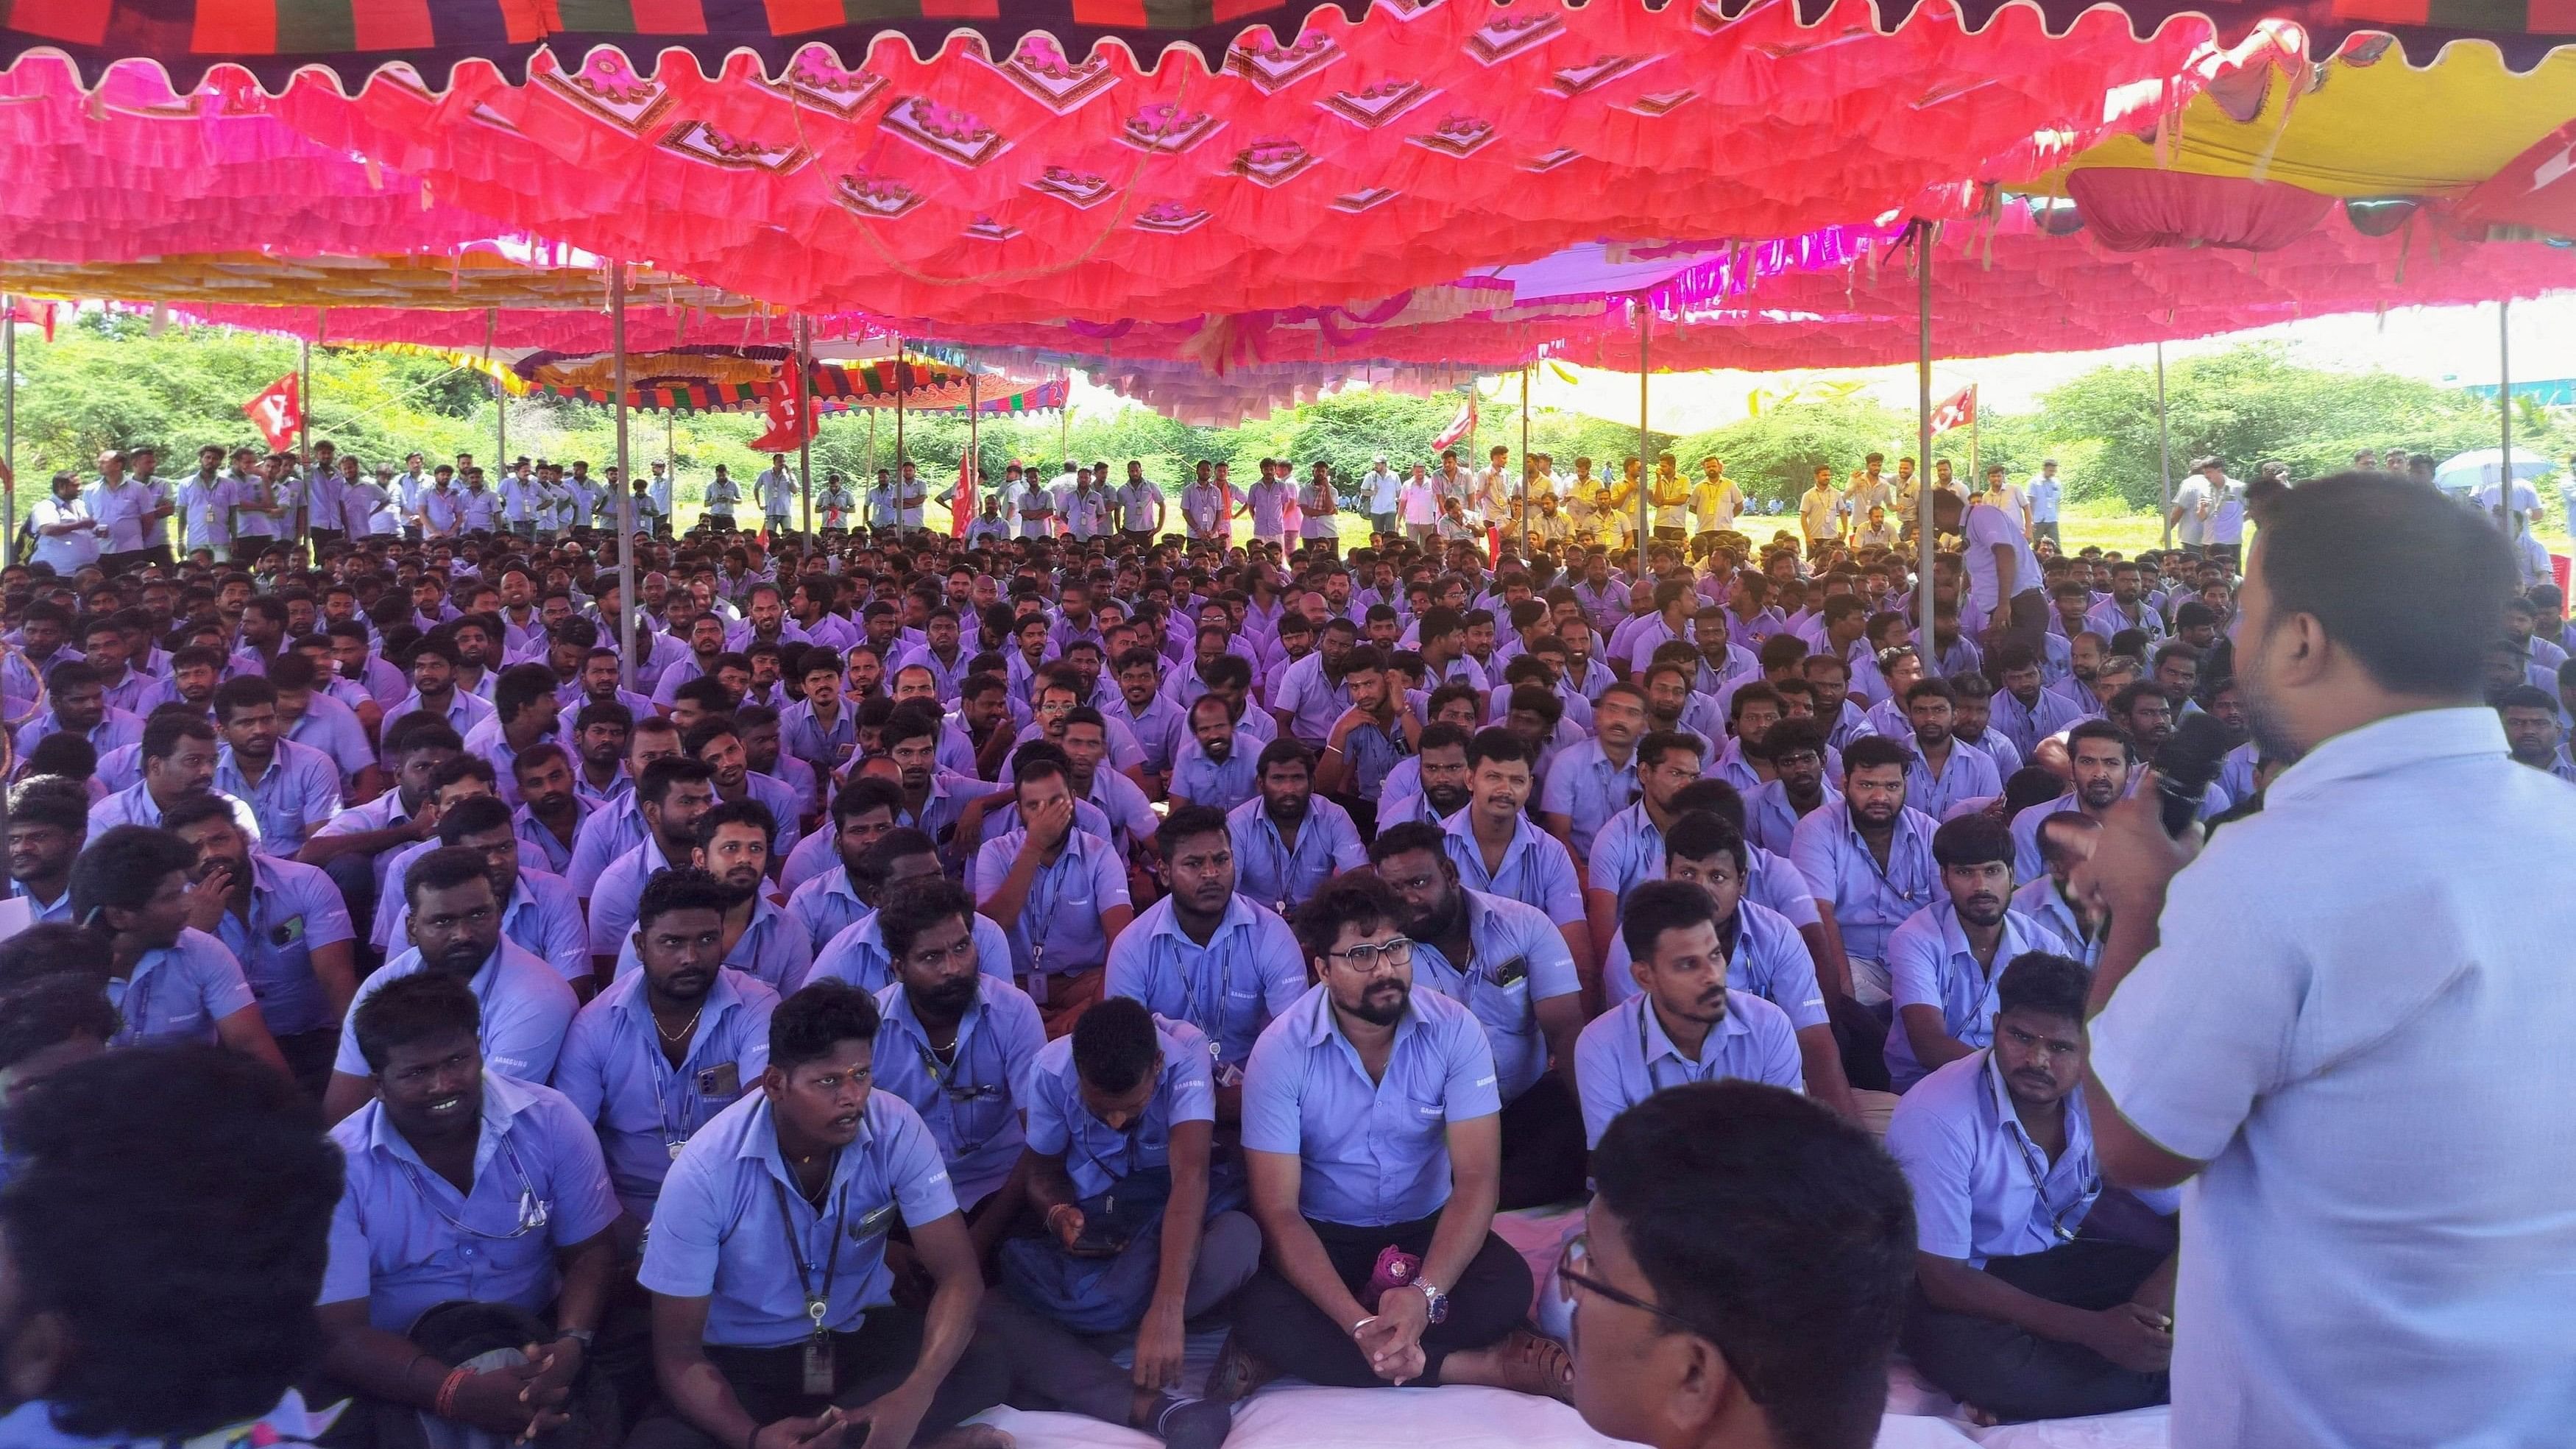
[2040,46,2576,199]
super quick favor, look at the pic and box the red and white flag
[748,359,815,453]
[243,372,302,452]
[1432,394,1478,450]
[7,298,54,343]
[952,450,977,536]
[1929,384,1977,435]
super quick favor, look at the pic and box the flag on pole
[1432,394,1478,450]
[243,373,302,452]
[952,449,977,536]
[747,359,815,453]
[1929,384,1977,435]
[7,299,53,343]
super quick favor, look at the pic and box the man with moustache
[512,743,595,876]
[587,757,720,979]
[2006,720,2134,882]
[1104,806,1307,1084]
[1885,815,2076,1091]
[1227,740,1366,919]
[164,793,357,1097]
[374,794,591,996]
[1789,735,1939,1007]
[1374,722,1474,829]
[609,800,807,993]
[1169,694,1258,814]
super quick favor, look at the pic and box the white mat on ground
[972,1389,2168,1449]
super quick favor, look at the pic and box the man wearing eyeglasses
[1565,1080,1914,1449]
[1223,872,1571,1401]
[1884,952,2176,1423]
[316,971,620,1445]
[865,876,1045,1266]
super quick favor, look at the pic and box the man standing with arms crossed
[2077,473,2576,1448]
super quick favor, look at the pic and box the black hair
[694,797,779,852]
[2003,766,2071,818]
[436,794,515,845]
[1154,803,1231,860]
[1931,812,2011,870]
[0,924,112,991]
[1292,869,1404,966]
[635,865,734,931]
[139,709,216,762]
[492,662,559,723]
[383,713,464,761]
[1365,819,1449,869]
[210,673,278,725]
[425,755,497,796]
[1669,778,1749,833]
[68,825,194,929]
[402,844,492,910]
[876,874,976,965]
[1255,736,1316,778]
[1621,877,1723,965]
[1995,951,2091,1024]
[1070,995,1161,1096]
[673,676,737,715]
[1663,811,1748,873]
[0,1046,341,1438]
[6,774,89,836]
[1840,734,1911,776]
[1635,729,1705,773]
[1465,725,1530,771]
[158,793,241,836]
[2259,472,2513,697]
[2065,717,2136,762]
[852,828,939,899]
[681,714,742,757]
[353,971,481,1072]
[1591,1082,1914,1449]
[640,754,718,808]
[0,974,119,1071]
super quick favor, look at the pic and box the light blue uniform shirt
[803,907,1015,996]
[609,892,809,994]
[1109,693,1189,778]
[1239,982,1501,1227]
[377,856,590,986]
[1742,778,1840,858]
[784,865,871,957]
[320,1073,622,1331]
[640,1090,955,1347]
[1168,740,1258,812]
[285,690,376,785]
[1536,739,1640,859]
[1601,900,1830,1037]
[553,967,779,1219]
[1438,807,1585,927]
[870,976,1045,1207]
[1406,890,1580,1104]
[1270,653,1354,747]
[1574,991,1803,1147]
[1025,1016,1217,1201]
[107,927,257,1047]
[588,837,681,960]
[565,794,648,898]
[12,705,141,761]
[1884,900,2076,1091]
[1225,795,1365,916]
[1886,1049,2101,1267]
[205,854,355,1036]
[1103,892,1306,1068]
[1787,802,1940,966]
[515,798,592,877]
[776,698,859,777]
[1903,742,2002,822]
[969,826,1130,978]
[333,940,579,1083]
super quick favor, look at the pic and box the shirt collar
[364,1067,537,1174]
[2265,706,2506,808]
[1147,891,1255,945]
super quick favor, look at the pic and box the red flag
[1929,384,1977,435]
[747,359,815,453]
[7,299,52,343]
[952,450,976,536]
[243,372,302,452]
[1432,394,1477,450]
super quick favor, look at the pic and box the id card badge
[801,1335,836,1396]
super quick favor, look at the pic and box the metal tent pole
[4,295,16,567]
[298,336,314,542]
[2156,341,2172,548]
[865,409,877,480]
[613,262,637,692]
[1636,300,1651,578]
[1519,364,1532,556]
[967,374,981,538]
[796,315,814,537]
[2500,299,2517,544]
[1915,222,1936,664]
[893,337,907,471]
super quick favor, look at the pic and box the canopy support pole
[796,315,814,537]
[298,336,314,543]
[894,338,907,472]
[1636,299,1651,580]
[967,373,981,538]
[1519,365,1532,558]
[1916,222,1936,667]
[4,294,16,568]
[866,409,877,481]
[2156,341,2171,548]
[2500,299,2517,544]
[613,261,636,693]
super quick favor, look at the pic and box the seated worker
[322,847,579,1124]
[1583,727,1707,961]
[868,876,1047,1261]
[969,753,1133,1032]
[1564,1082,1915,1449]
[806,829,1016,993]
[1886,952,2177,1422]
[1228,871,1568,1399]
[1439,729,1593,989]
[66,825,290,1074]
[376,793,590,993]
[999,998,1248,1449]
[1597,812,1858,1121]
[1574,879,1802,1147]
[162,793,358,1096]
[606,801,807,993]
[4,775,87,927]
[782,777,913,954]
[1225,738,1367,918]
[210,675,344,857]
[564,715,688,896]
[553,867,781,1230]
[87,708,262,844]
[589,756,721,979]
[314,973,620,1446]
[630,980,1013,1449]
[0,1046,343,1448]
[2012,812,2100,948]
[299,714,465,928]
[1885,815,2078,1093]
[1788,734,1939,1005]
[1103,805,1307,1088]
[1367,821,1586,1210]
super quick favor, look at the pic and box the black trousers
[1232,1211,1531,1388]
[625,1301,1008,1448]
[1977,589,2050,679]
[1496,1074,1587,1210]
[1902,1239,2170,1423]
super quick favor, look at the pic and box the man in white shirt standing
[2078,473,2576,1449]
[2166,462,2210,558]
[2197,458,2248,570]
[91,449,169,576]
[754,453,795,535]
[1362,454,1401,539]
[2026,460,2064,548]
[1399,464,1440,544]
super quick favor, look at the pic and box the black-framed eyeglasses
[1554,1230,1760,1400]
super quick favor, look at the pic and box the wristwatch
[1413,1280,1450,1325]
[555,1327,596,1347]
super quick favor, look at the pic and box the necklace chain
[654,1002,706,1044]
